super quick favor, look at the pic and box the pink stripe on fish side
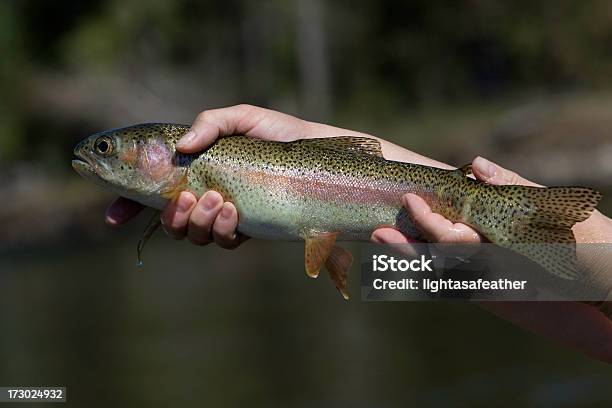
[220,162,431,206]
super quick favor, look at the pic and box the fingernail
[177,130,196,148]
[371,232,385,244]
[177,194,194,213]
[402,193,415,207]
[105,206,124,223]
[220,203,232,219]
[474,156,497,180]
[201,192,218,211]
[402,194,422,213]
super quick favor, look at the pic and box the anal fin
[325,245,353,300]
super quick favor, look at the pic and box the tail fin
[470,185,602,279]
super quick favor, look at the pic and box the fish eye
[95,136,114,155]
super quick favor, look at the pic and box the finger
[472,156,541,187]
[176,104,258,153]
[212,202,244,249]
[160,191,197,239]
[403,194,453,242]
[371,228,421,244]
[105,197,144,226]
[403,194,482,243]
[480,301,612,364]
[371,228,422,257]
[186,191,224,245]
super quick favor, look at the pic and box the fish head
[72,123,190,208]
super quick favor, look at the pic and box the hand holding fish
[373,156,541,246]
[380,155,612,363]
[86,105,612,363]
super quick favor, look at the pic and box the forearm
[575,212,612,304]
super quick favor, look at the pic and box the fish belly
[226,182,305,241]
[236,190,405,242]
[208,166,416,241]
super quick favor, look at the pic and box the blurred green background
[1,0,611,406]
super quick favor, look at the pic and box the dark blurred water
[0,216,611,407]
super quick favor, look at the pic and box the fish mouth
[71,158,93,174]
[73,138,101,179]
[72,158,104,183]
[72,141,107,186]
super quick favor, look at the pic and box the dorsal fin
[297,136,383,157]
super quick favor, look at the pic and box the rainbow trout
[72,123,602,298]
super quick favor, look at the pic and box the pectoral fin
[161,170,189,200]
[325,245,353,300]
[305,233,337,278]
[136,210,162,266]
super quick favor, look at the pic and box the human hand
[105,104,372,248]
[372,156,612,363]
[371,156,542,246]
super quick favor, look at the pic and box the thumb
[471,156,541,187]
[176,104,257,153]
